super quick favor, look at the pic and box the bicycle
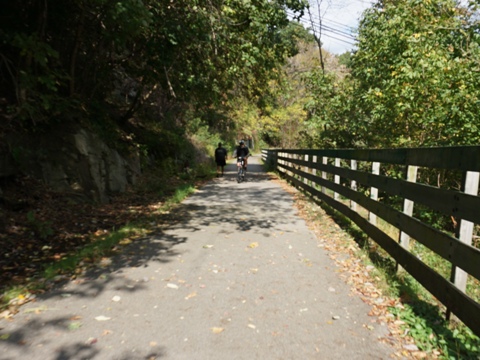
[237,156,247,183]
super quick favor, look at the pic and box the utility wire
[287,1,376,52]
[286,10,357,39]
[320,23,356,39]
[289,13,357,44]
[320,31,356,45]
[287,9,357,32]
[309,13,357,32]
[286,9,359,48]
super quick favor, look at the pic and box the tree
[350,0,480,147]
[337,51,352,68]
[0,0,308,130]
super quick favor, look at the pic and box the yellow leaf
[211,327,224,334]
[185,292,197,300]
[248,242,259,249]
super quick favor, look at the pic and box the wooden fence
[262,146,480,337]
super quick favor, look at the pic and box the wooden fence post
[350,160,357,211]
[322,157,328,194]
[279,152,284,174]
[287,153,293,176]
[453,171,480,291]
[399,165,418,249]
[397,165,418,272]
[304,154,309,185]
[446,170,479,321]
[369,162,380,225]
[334,158,340,200]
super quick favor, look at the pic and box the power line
[286,9,359,49]
[286,0,376,51]
[320,31,356,45]
[288,12,357,43]
[298,10,358,34]
[320,23,356,40]
[287,10,357,38]
[323,18,356,33]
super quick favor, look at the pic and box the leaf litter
[273,176,419,359]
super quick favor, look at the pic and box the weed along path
[0,156,402,360]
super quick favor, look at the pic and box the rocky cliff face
[1,128,141,203]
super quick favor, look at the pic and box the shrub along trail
[0,156,411,359]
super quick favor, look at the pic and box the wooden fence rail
[262,146,480,337]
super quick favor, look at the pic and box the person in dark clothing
[215,142,228,177]
[234,140,250,170]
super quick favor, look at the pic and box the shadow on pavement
[0,156,295,359]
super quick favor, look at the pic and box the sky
[293,0,374,55]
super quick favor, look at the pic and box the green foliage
[303,70,360,148]
[42,181,195,280]
[259,101,307,148]
[297,0,480,149]
[360,227,480,359]
[390,302,480,359]
[337,51,352,68]
[350,0,480,147]
[165,184,196,207]
[1,0,307,131]
[43,224,141,279]
[26,211,53,239]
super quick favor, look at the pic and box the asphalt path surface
[0,156,398,359]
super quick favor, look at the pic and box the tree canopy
[297,0,480,149]
[0,0,307,131]
[3,0,479,152]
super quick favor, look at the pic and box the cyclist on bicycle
[234,140,250,170]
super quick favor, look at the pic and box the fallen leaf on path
[403,344,419,351]
[95,315,111,321]
[0,310,12,319]
[112,296,121,302]
[24,306,48,314]
[185,292,197,300]
[411,351,428,359]
[248,324,256,329]
[203,245,214,249]
[69,322,82,330]
[303,259,312,266]
[211,327,224,334]
[248,242,259,249]
[167,283,179,289]
[0,334,11,340]
[86,337,97,344]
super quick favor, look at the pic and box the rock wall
[1,128,141,203]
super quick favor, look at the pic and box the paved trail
[0,156,397,360]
